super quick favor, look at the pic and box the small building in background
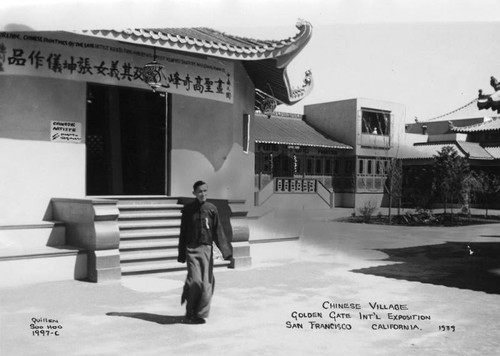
[400,104,500,208]
[252,98,407,210]
[253,111,352,208]
[304,98,407,209]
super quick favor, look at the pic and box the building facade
[0,22,313,285]
[304,98,406,208]
[251,98,407,211]
[401,114,500,208]
[253,111,352,209]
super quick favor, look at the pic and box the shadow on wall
[45,227,64,246]
[352,241,500,295]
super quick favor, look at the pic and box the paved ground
[1,216,500,356]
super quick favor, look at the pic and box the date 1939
[439,325,456,332]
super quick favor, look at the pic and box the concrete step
[95,195,178,199]
[119,228,180,239]
[118,219,181,230]
[108,196,181,205]
[120,249,178,262]
[121,259,231,276]
[118,211,182,220]
[120,239,178,251]
[118,203,183,211]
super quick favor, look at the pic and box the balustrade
[275,178,317,193]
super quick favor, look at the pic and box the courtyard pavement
[1,212,500,356]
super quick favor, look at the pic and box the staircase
[112,196,230,276]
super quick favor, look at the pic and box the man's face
[193,184,208,203]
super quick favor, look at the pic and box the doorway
[86,84,167,195]
[273,153,294,178]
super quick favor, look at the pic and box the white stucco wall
[304,99,358,147]
[169,62,255,205]
[0,76,86,224]
[0,44,256,223]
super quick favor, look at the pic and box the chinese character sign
[0,32,234,103]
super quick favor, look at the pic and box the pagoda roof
[452,117,500,133]
[73,20,313,106]
[399,141,494,160]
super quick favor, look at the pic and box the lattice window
[87,135,105,160]
[276,179,283,192]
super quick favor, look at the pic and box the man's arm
[212,207,233,261]
[177,207,187,263]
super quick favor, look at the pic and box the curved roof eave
[72,20,312,62]
[71,20,314,106]
[251,65,314,106]
[452,117,500,133]
[249,20,314,105]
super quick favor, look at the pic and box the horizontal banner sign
[0,31,234,103]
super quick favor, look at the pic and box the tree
[471,170,500,217]
[432,146,471,215]
[403,165,436,211]
[384,158,403,223]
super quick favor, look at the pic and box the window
[295,156,302,174]
[345,159,353,175]
[282,157,289,173]
[306,158,314,174]
[376,160,383,175]
[257,153,273,173]
[361,109,390,135]
[357,157,391,177]
[334,159,340,175]
[325,159,332,175]
[315,158,322,174]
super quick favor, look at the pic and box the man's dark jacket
[177,199,233,263]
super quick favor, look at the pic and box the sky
[1,0,500,122]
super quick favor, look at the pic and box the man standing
[177,180,233,324]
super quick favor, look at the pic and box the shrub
[358,201,377,223]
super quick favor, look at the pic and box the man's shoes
[185,315,206,324]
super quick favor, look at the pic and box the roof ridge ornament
[296,19,311,30]
[478,75,500,113]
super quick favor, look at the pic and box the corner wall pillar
[51,198,121,282]
[228,199,251,268]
